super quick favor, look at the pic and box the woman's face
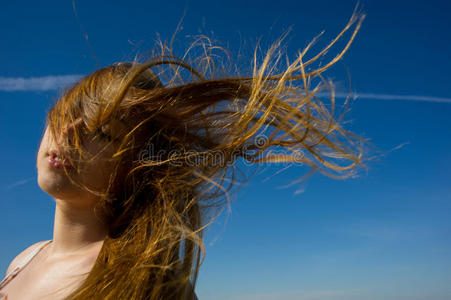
[36,117,127,209]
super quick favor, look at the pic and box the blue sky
[1,1,450,299]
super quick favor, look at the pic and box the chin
[37,163,77,197]
[37,169,101,209]
[38,170,70,196]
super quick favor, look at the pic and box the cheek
[79,158,118,191]
[37,128,51,156]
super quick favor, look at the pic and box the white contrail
[331,92,451,104]
[3,177,34,190]
[1,75,450,104]
[0,75,83,91]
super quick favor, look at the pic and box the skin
[2,117,127,299]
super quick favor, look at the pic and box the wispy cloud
[3,177,34,190]
[294,186,306,195]
[333,92,451,104]
[0,75,83,91]
[1,75,450,104]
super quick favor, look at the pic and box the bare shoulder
[5,241,48,276]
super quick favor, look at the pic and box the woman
[0,10,367,300]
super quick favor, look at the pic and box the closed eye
[94,127,113,141]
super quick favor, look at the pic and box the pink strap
[0,240,52,290]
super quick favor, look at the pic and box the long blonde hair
[46,8,367,300]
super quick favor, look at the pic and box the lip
[48,150,74,169]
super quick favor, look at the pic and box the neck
[50,198,107,257]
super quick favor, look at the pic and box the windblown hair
[46,9,367,300]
